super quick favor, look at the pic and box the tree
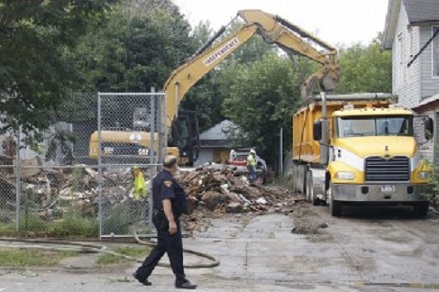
[221,53,305,166]
[337,37,392,93]
[65,0,195,93]
[180,19,277,132]
[58,0,196,129]
[0,0,115,134]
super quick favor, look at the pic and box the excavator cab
[133,107,151,132]
[170,110,200,166]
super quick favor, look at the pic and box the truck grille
[365,156,410,182]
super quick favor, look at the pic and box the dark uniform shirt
[152,169,188,217]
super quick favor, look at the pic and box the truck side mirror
[424,117,434,140]
[313,121,322,141]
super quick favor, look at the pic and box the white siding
[420,26,439,99]
[393,2,422,108]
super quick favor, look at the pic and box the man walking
[133,155,197,290]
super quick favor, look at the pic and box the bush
[101,201,142,235]
[50,206,99,237]
[426,163,439,207]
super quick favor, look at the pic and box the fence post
[15,127,21,231]
[97,92,103,240]
[149,87,156,230]
[280,127,283,175]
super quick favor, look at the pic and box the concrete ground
[1,201,439,291]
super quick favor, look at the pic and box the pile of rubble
[0,158,135,222]
[178,164,302,232]
[1,157,301,234]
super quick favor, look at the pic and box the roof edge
[382,0,401,49]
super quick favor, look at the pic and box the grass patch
[50,217,99,238]
[0,205,99,238]
[0,249,78,267]
[0,222,15,235]
[96,246,149,266]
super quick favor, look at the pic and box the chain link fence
[97,92,166,238]
[0,91,166,239]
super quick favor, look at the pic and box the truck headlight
[335,171,355,180]
[418,171,431,180]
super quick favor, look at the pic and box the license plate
[381,185,395,193]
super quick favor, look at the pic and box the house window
[433,26,439,77]
[397,33,403,85]
[408,28,414,78]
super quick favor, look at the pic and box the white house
[195,120,240,166]
[383,0,439,161]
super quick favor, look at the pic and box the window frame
[432,25,439,78]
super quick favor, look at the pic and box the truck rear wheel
[305,170,320,205]
[292,163,298,192]
[300,165,308,194]
[305,170,312,202]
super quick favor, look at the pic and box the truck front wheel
[413,202,429,218]
[330,198,342,216]
[329,183,342,216]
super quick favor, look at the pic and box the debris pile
[0,158,135,222]
[178,164,302,232]
[1,158,302,234]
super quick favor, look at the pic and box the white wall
[393,2,421,108]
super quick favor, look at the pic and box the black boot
[132,272,152,286]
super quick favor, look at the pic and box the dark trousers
[248,166,257,181]
[136,216,186,284]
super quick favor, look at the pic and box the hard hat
[250,149,256,154]
[132,165,139,170]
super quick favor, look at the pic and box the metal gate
[97,92,167,238]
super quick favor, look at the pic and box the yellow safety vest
[134,172,147,200]
[247,154,256,167]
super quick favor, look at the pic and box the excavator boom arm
[163,25,258,128]
[163,9,340,128]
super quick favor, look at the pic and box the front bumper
[331,183,428,202]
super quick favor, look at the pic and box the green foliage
[19,214,48,232]
[0,249,78,267]
[1,205,98,237]
[220,20,275,65]
[50,209,99,238]
[0,0,116,135]
[97,246,149,265]
[424,158,439,206]
[102,201,143,235]
[66,1,195,93]
[221,53,304,165]
[181,20,277,131]
[337,38,392,93]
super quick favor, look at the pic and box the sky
[172,0,390,47]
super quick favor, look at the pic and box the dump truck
[292,92,433,217]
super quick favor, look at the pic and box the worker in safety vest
[247,149,257,182]
[132,166,147,200]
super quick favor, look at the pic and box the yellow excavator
[89,9,339,166]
